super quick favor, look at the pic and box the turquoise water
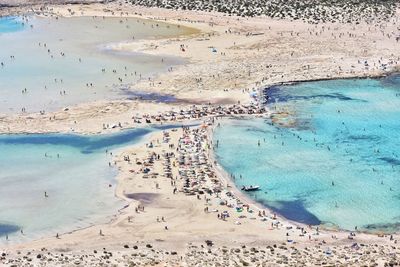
[0,124,184,242]
[214,75,400,232]
[0,17,25,33]
[0,15,189,114]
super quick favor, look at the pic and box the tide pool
[0,15,192,114]
[0,124,184,243]
[214,75,400,232]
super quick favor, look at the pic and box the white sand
[2,2,399,135]
[0,2,400,266]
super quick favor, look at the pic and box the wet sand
[0,1,400,266]
[1,2,399,135]
[2,124,400,266]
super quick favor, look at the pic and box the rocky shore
[0,0,104,7]
[129,0,399,23]
[2,241,400,266]
[0,0,105,16]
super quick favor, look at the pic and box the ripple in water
[0,16,191,114]
[0,124,188,243]
[214,75,400,232]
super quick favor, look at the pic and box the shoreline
[1,2,399,135]
[207,116,397,236]
[2,117,400,266]
[207,120,314,230]
[2,108,396,244]
[85,72,400,238]
[1,0,398,234]
[1,1,400,265]
[265,71,399,89]
[1,71,398,136]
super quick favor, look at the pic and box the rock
[241,260,250,266]
[129,0,398,23]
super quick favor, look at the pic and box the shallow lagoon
[0,17,25,33]
[214,75,400,232]
[0,124,186,243]
[0,15,191,114]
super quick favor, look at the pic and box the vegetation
[128,0,399,23]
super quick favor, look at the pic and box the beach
[1,2,399,134]
[2,124,400,266]
[0,0,400,266]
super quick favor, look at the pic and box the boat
[241,185,260,191]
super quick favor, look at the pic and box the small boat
[241,185,260,191]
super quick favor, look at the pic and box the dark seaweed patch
[379,157,400,166]
[124,193,159,204]
[258,199,321,225]
[265,88,365,105]
[122,90,177,103]
[0,124,190,154]
[363,222,400,233]
[0,224,20,236]
[380,74,400,89]
[348,135,381,142]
